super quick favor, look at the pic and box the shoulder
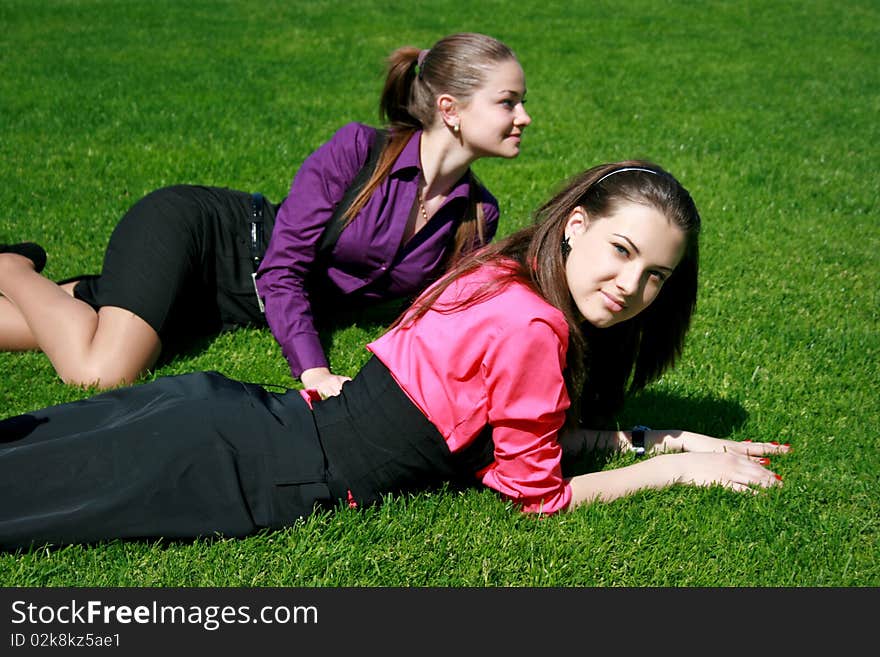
[330,121,377,140]
[455,266,569,340]
[302,123,382,180]
[498,280,567,338]
[322,122,381,155]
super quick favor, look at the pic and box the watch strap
[631,425,650,456]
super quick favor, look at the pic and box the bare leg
[0,279,89,351]
[0,295,38,351]
[0,254,161,388]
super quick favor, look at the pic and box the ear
[437,93,459,129]
[564,206,589,240]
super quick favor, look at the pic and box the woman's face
[564,201,686,328]
[455,59,531,159]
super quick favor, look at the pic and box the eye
[648,270,669,283]
[501,99,515,109]
[613,243,629,256]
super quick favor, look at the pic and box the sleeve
[479,316,573,514]
[254,122,375,378]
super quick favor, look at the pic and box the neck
[418,126,474,200]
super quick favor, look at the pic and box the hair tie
[415,48,429,79]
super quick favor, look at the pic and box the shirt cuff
[284,334,329,379]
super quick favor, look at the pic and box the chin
[583,313,621,329]
[492,145,519,159]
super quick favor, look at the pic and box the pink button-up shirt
[367,263,573,514]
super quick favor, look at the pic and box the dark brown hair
[395,160,702,425]
[342,33,519,265]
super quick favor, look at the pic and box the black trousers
[0,357,491,551]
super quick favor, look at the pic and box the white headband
[594,166,659,186]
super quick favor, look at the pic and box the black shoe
[0,242,47,273]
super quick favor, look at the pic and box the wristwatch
[630,425,650,457]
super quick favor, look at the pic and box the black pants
[0,357,491,551]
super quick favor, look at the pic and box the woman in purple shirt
[0,33,530,394]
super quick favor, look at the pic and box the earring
[453,123,460,135]
[561,235,572,259]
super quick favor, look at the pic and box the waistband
[312,356,494,507]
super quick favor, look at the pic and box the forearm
[567,454,680,507]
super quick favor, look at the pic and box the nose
[615,265,642,298]
[515,104,532,127]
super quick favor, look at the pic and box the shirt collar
[390,129,423,176]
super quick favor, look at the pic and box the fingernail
[743,440,752,443]
[773,473,783,481]
[770,441,779,445]
[758,458,770,465]
[783,443,791,448]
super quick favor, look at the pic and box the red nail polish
[770,441,779,445]
[773,474,783,481]
[759,458,770,465]
[743,440,752,443]
[783,443,791,447]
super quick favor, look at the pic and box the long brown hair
[394,161,702,424]
[341,33,519,265]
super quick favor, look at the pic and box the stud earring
[561,235,571,259]
[453,123,460,134]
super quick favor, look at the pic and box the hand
[655,431,792,494]
[300,367,351,398]
[659,451,784,493]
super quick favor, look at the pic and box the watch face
[631,426,648,455]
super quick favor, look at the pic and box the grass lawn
[0,0,877,586]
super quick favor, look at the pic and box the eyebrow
[613,233,675,272]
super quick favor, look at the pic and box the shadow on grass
[621,388,749,438]
[153,333,217,370]
[313,299,408,358]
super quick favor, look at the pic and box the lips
[601,291,626,312]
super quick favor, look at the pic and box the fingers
[317,375,352,399]
[741,447,790,490]
[681,452,784,492]
[725,481,760,495]
[738,440,792,457]
[734,455,784,489]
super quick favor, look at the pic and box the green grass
[1,0,877,586]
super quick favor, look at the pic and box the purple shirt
[255,122,500,378]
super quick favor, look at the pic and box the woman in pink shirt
[0,161,790,550]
